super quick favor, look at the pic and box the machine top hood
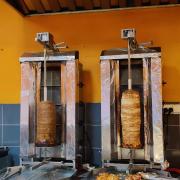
[19,51,79,62]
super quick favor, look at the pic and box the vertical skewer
[128,149,134,173]
[128,39,132,90]
[43,48,47,101]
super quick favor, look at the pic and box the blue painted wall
[84,103,101,166]
[0,103,101,166]
[1,103,180,168]
[0,104,20,166]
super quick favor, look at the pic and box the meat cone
[121,89,141,148]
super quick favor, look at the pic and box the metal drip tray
[86,167,178,180]
[0,162,76,180]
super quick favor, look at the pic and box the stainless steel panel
[143,58,151,161]
[19,51,78,62]
[76,61,80,103]
[100,53,161,60]
[66,61,76,160]
[151,57,164,163]
[115,61,122,159]
[36,63,41,105]
[101,48,159,56]
[101,60,111,160]
[29,64,36,146]
[110,61,118,159]
[20,63,30,157]
[60,63,66,147]
[35,146,65,158]
[121,148,144,160]
[20,63,37,158]
[121,148,130,159]
[134,149,145,159]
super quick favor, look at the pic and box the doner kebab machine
[0,32,83,180]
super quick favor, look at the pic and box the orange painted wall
[1,1,180,103]
[0,1,23,103]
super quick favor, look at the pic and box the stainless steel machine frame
[100,49,164,165]
[19,51,80,164]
